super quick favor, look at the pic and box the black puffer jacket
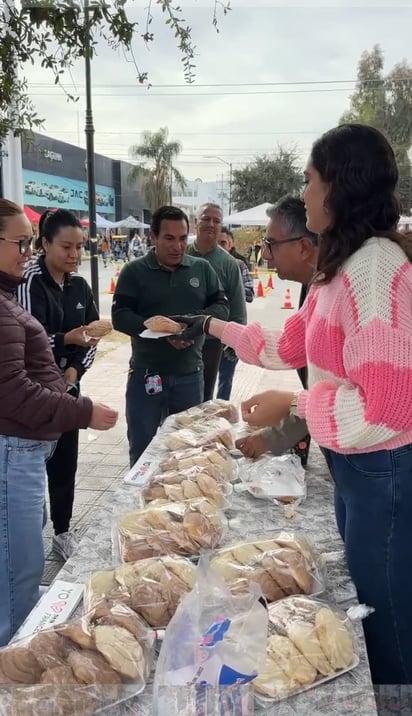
[0,272,92,440]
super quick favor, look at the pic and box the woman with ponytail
[18,209,100,560]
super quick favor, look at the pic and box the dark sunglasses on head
[0,236,33,255]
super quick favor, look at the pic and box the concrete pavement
[43,278,303,584]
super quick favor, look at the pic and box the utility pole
[84,0,99,311]
[206,156,232,216]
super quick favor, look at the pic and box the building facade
[21,133,147,222]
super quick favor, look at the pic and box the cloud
[23,3,412,180]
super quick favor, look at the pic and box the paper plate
[140,329,176,339]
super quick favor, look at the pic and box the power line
[27,77,412,89]
[28,88,355,97]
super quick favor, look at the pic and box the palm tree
[128,127,186,212]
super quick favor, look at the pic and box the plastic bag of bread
[163,417,234,451]
[253,595,358,702]
[141,463,233,509]
[153,555,268,714]
[85,556,196,628]
[115,499,226,563]
[210,532,325,603]
[0,601,154,714]
[237,453,306,504]
[171,399,239,427]
[159,443,236,482]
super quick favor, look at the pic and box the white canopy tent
[81,213,116,229]
[398,215,412,226]
[223,202,272,226]
[111,215,150,229]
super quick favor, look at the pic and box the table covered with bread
[0,400,378,715]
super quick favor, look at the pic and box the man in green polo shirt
[186,203,247,400]
[111,205,229,466]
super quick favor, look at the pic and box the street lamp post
[205,155,232,215]
[84,0,99,311]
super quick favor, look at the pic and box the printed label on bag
[12,580,84,641]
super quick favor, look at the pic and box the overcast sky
[24,1,412,183]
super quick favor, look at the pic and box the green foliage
[128,126,186,212]
[340,45,412,211]
[0,0,230,142]
[231,147,303,212]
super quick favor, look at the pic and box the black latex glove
[223,345,237,362]
[169,315,212,340]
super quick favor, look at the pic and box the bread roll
[144,316,182,334]
[0,645,43,683]
[315,607,354,670]
[286,620,334,676]
[86,318,112,337]
[253,653,297,699]
[267,634,317,686]
[94,624,145,680]
[67,648,122,685]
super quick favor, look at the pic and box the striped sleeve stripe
[82,345,97,370]
[18,265,42,313]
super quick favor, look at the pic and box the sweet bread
[57,620,95,650]
[86,318,113,337]
[28,630,69,670]
[67,648,122,685]
[286,619,334,676]
[0,644,43,683]
[267,634,317,686]
[315,607,354,670]
[94,624,145,681]
[144,316,182,334]
[39,664,81,685]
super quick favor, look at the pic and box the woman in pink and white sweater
[175,124,412,687]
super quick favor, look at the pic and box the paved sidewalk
[43,282,302,583]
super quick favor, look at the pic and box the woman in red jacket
[0,199,118,645]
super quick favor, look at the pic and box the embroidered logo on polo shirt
[189,277,200,288]
[76,302,84,309]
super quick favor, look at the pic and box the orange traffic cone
[253,266,259,279]
[267,274,274,289]
[257,280,264,298]
[281,287,294,309]
[109,277,116,294]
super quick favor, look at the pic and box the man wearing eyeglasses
[186,203,246,401]
[235,195,318,464]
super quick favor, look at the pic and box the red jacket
[0,271,93,441]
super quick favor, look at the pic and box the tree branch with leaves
[0,0,231,142]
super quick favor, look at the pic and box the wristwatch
[289,392,299,417]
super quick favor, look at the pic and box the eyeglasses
[263,236,305,253]
[0,236,33,255]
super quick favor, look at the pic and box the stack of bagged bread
[253,596,357,701]
[163,416,234,451]
[210,533,323,602]
[158,442,235,481]
[172,399,239,426]
[141,463,231,508]
[85,556,196,628]
[116,498,225,563]
[0,602,154,715]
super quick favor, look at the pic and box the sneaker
[52,531,80,561]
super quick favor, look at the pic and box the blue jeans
[217,352,238,401]
[324,444,412,684]
[0,436,54,645]
[126,368,204,467]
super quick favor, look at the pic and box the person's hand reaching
[170,315,213,341]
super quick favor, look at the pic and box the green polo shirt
[112,249,229,374]
[186,244,247,324]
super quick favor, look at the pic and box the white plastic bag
[237,453,306,504]
[153,556,268,715]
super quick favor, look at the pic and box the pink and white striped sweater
[222,237,412,453]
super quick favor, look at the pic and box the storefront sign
[23,168,115,214]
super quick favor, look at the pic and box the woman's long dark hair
[311,123,412,284]
[36,209,82,251]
